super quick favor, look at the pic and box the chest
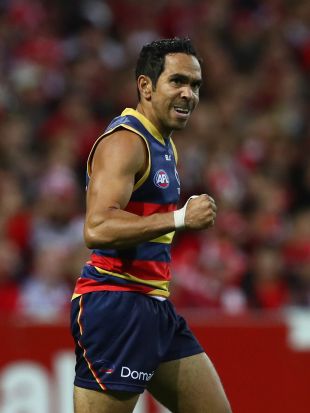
[133,139,180,204]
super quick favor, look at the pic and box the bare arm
[84,129,217,250]
[84,129,176,249]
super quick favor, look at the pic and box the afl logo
[154,169,170,189]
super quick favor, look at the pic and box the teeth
[175,107,189,114]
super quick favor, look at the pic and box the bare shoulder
[91,128,147,176]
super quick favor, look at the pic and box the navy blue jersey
[73,108,180,299]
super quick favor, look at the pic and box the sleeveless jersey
[72,108,180,299]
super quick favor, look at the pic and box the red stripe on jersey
[90,254,171,281]
[125,201,177,216]
[74,277,155,295]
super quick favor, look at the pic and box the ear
[137,75,152,101]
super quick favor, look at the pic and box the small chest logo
[154,169,170,189]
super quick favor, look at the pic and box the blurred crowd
[0,0,309,320]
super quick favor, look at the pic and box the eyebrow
[170,73,203,87]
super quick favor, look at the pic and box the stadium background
[0,0,309,412]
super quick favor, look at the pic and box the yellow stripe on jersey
[150,231,175,244]
[72,293,81,300]
[94,267,169,293]
[122,108,166,146]
[147,289,170,297]
[170,137,178,164]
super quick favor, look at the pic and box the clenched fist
[184,194,217,230]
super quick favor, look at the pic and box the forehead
[162,53,202,79]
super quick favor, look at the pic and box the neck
[136,103,171,139]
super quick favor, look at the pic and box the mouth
[173,106,191,119]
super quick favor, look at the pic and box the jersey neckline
[122,108,170,146]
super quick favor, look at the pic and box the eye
[171,78,183,86]
[191,82,202,93]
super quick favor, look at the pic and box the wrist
[173,208,186,229]
[173,195,199,229]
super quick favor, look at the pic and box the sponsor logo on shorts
[100,366,114,374]
[121,366,154,381]
[154,169,170,189]
[95,360,115,375]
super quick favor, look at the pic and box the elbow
[84,229,98,249]
[84,223,115,249]
[84,226,97,249]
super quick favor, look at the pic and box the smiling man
[71,38,232,413]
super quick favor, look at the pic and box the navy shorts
[71,291,204,393]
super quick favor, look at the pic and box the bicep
[86,130,146,219]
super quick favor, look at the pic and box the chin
[173,120,188,130]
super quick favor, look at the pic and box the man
[71,38,232,413]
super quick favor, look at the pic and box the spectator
[0,237,22,315]
[0,0,309,317]
[17,244,72,320]
[242,247,289,310]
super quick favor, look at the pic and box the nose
[180,85,193,99]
